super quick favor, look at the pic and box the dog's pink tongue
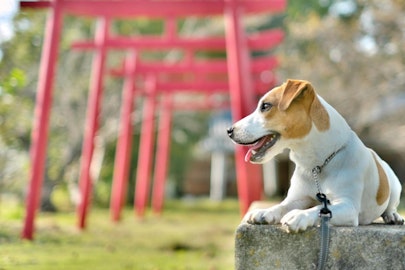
[244,137,267,162]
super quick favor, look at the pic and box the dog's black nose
[227,126,234,138]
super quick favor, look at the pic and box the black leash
[311,147,344,270]
[316,193,332,270]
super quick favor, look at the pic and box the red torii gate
[20,0,286,240]
[107,56,278,221]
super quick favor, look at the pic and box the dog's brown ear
[278,79,313,111]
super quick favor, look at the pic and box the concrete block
[235,223,405,270]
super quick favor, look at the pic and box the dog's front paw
[280,209,318,233]
[243,207,283,225]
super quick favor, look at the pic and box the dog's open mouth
[244,133,280,162]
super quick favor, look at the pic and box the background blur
[1,0,404,212]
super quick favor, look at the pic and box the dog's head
[227,79,330,163]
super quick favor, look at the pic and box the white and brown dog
[227,79,404,232]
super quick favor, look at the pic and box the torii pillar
[21,0,63,240]
[110,51,138,222]
[224,1,263,214]
[134,76,158,217]
[77,17,110,229]
[151,94,173,214]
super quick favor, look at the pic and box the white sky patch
[329,0,357,18]
[0,0,18,43]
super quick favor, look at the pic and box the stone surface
[235,223,405,270]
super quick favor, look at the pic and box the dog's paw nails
[243,208,282,225]
[251,212,270,225]
[382,212,405,225]
[243,210,267,224]
[246,216,266,225]
[281,222,292,233]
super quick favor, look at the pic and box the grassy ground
[2,198,405,270]
[0,199,242,270]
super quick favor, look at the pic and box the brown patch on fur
[278,79,310,111]
[261,80,314,139]
[310,96,330,131]
[372,153,389,205]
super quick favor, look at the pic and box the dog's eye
[260,102,273,112]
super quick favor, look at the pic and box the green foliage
[0,68,26,95]
[0,11,44,151]
[0,67,31,148]
[114,18,164,35]
[287,0,331,20]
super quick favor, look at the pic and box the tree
[278,0,405,147]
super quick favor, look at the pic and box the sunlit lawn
[0,199,242,270]
[2,197,405,270]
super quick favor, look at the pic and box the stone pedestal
[235,223,405,270]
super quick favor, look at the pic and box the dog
[227,79,404,232]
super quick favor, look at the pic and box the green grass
[0,200,242,270]
[2,198,404,270]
